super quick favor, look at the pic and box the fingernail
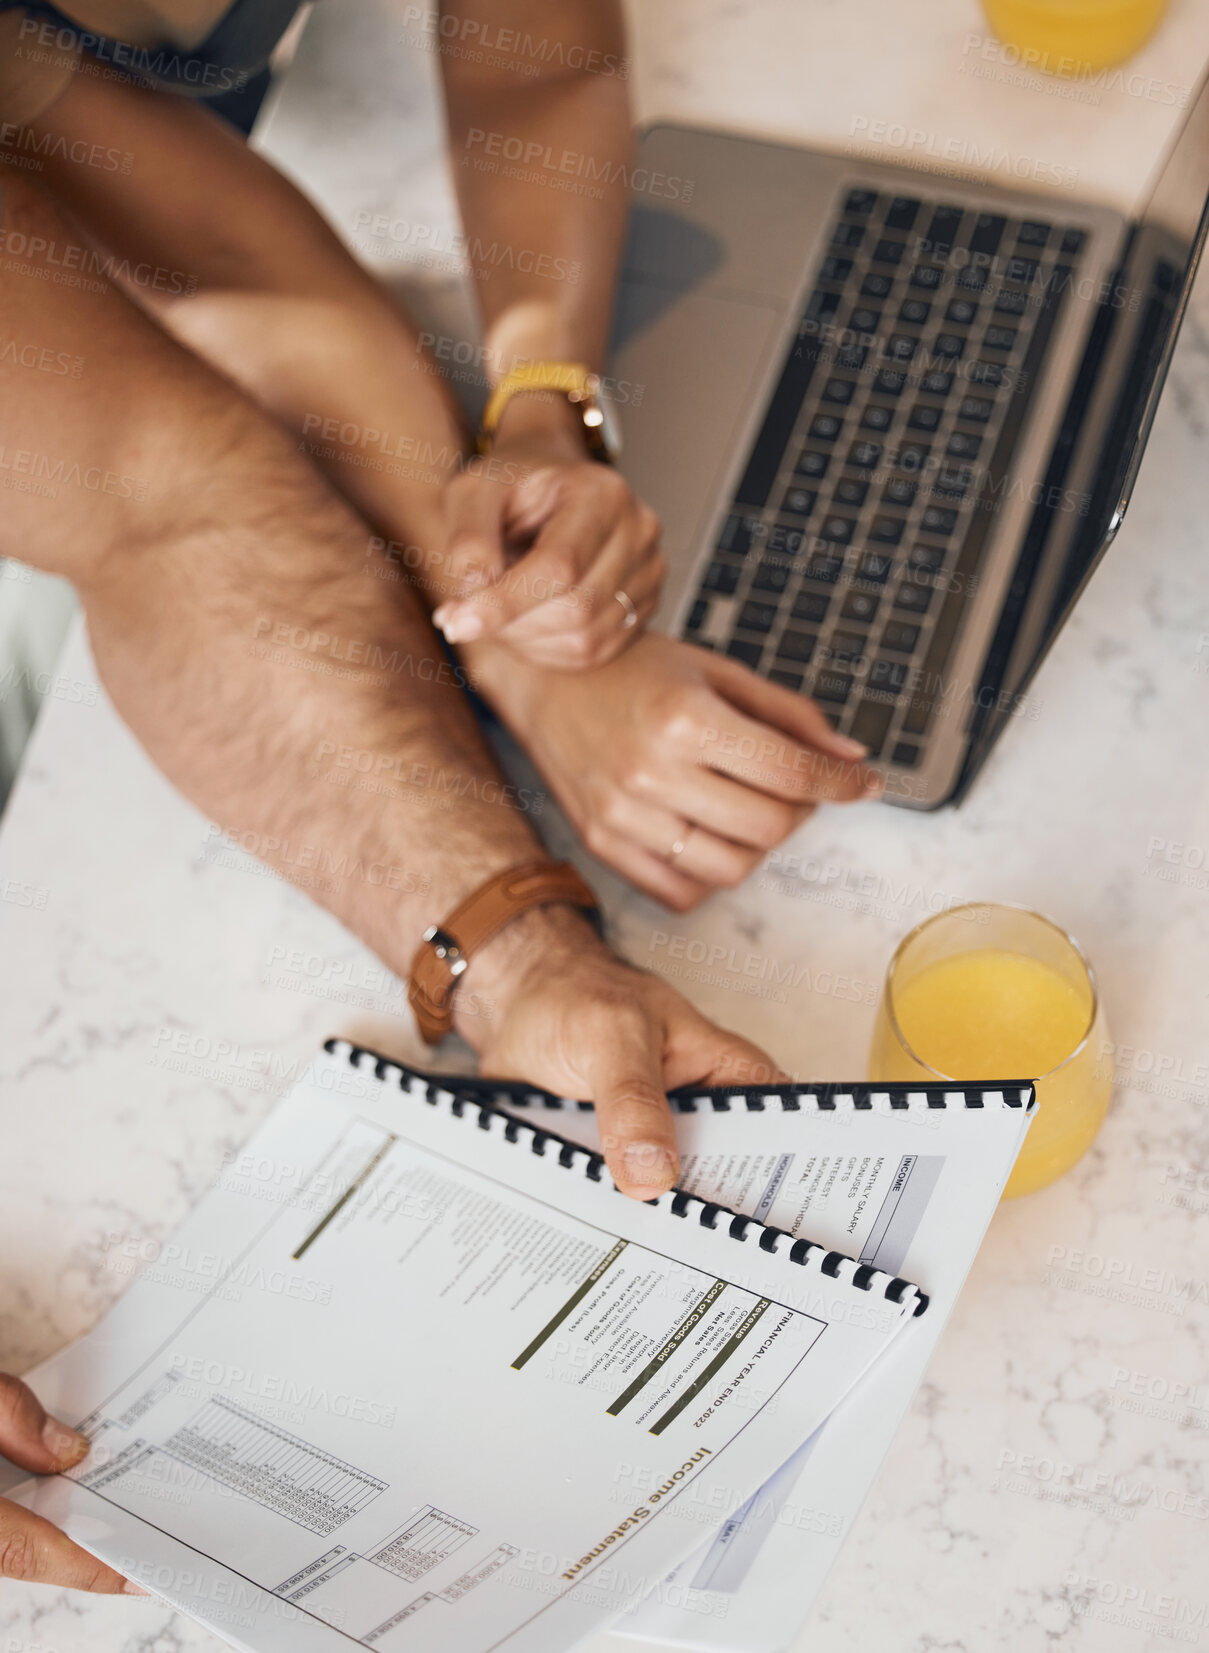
[123,1580,151,1596]
[621,1143,677,1196]
[42,1417,88,1466]
[834,735,868,759]
[863,767,885,793]
[436,607,483,644]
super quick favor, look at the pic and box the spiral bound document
[489,1066,1037,1650]
[1,1042,942,1653]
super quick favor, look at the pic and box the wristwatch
[478,361,621,463]
[408,859,601,1044]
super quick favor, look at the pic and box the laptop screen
[961,68,1209,796]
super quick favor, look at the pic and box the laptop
[611,71,1209,808]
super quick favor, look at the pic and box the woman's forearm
[437,0,633,384]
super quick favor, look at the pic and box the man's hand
[0,1373,140,1594]
[456,908,784,1198]
[467,633,880,909]
[433,395,665,669]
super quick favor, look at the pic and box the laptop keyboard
[682,188,1089,770]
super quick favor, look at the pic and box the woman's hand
[469,633,879,909]
[432,394,665,670]
[0,1373,142,1594]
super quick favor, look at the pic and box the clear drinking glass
[868,903,1112,1197]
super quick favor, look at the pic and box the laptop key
[727,638,764,667]
[776,628,817,664]
[920,369,954,395]
[869,658,909,694]
[946,298,979,325]
[831,221,866,249]
[769,668,804,690]
[934,333,966,359]
[994,289,1029,316]
[752,561,791,594]
[813,669,854,705]
[872,238,906,266]
[826,631,868,667]
[804,289,842,324]
[781,486,817,518]
[895,582,934,615]
[936,466,973,498]
[703,561,741,595]
[1005,255,1040,284]
[810,413,844,441]
[892,741,922,767]
[848,697,895,757]
[835,345,868,370]
[923,205,965,258]
[956,265,988,291]
[857,550,894,584]
[834,477,869,507]
[884,196,921,231]
[921,505,959,535]
[909,264,944,290]
[686,599,708,633]
[861,404,894,431]
[969,213,1006,257]
[969,361,1005,387]
[946,431,982,459]
[870,516,906,546]
[848,440,882,469]
[718,512,762,556]
[805,553,844,584]
[796,449,831,478]
[1060,226,1087,254]
[898,442,931,473]
[819,515,856,544]
[844,188,879,215]
[908,543,946,574]
[733,296,825,507]
[850,306,882,332]
[874,369,907,397]
[887,334,919,362]
[883,477,917,507]
[737,599,778,633]
[792,590,830,624]
[983,325,1017,351]
[958,394,994,423]
[820,255,854,283]
[860,271,893,298]
[842,590,880,624]
[899,298,931,325]
[907,403,942,432]
[881,620,920,651]
[822,377,856,404]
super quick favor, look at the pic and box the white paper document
[497,1079,1035,1649]
[2,1045,926,1653]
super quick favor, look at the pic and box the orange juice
[869,946,1112,1197]
[982,0,1169,73]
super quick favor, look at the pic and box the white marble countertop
[3,1,1209,1650]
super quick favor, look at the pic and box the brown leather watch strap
[408,860,599,1045]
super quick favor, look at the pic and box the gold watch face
[585,389,622,462]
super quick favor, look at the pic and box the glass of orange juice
[868,903,1112,1197]
[981,0,1168,74]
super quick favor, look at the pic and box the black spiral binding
[322,1039,955,1317]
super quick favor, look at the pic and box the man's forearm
[0,168,576,1035]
